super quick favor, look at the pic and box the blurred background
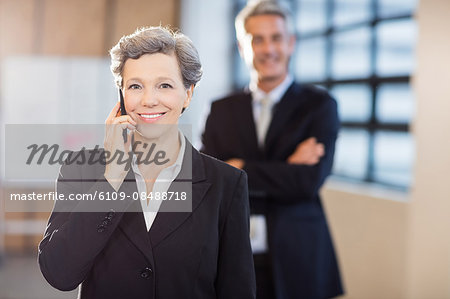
[0,0,449,298]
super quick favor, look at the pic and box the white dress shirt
[248,74,294,253]
[250,74,294,140]
[130,132,185,231]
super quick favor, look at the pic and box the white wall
[322,183,409,299]
[407,0,450,297]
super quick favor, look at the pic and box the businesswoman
[38,26,256,299]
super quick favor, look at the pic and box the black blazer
[38,143,256,299]
[202,82,344,299]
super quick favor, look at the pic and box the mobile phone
[119,89,128,143]
[119,89,127,115]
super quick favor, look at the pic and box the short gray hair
[235,1,294,42]
[110,26,202,89]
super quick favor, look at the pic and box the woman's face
[122,52,193,139]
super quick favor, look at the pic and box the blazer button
[107,210,115,219]
[140,267,153,279]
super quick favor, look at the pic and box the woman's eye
[160,83,172,89]
[129,84,141,90]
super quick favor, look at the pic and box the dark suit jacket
[201,82,344,299]
[38,143,256,299]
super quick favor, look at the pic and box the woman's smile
[137,112,166,123]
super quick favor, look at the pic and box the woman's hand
[104,102,137,190]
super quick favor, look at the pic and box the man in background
[201,1,343,298]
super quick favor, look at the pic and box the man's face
[240,14,295,83]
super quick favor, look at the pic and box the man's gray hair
[235,1,294,42]
[110,26,202,89]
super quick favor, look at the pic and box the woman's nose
[140,89,159,107]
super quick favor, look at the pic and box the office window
[295,37,327,81]
[333,0,372,27]
[331,84,372,122]
[331,27,372,79]
[232,0,417,189]
[334,129,370,179]
[376,19,416,76]
[297,0,327,34]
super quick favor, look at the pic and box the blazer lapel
[235,93,260,156]
[118,170,155,265]
[119,207,155,265]
[149,144,211,248]
[265,83,305,150]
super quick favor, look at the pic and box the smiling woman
[121,53,192,144]
[123,52,192,122]
[37,26,256,299]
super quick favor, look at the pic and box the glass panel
[295,37,326,82]
[333,0,372,27]
[378,0,418,18]
[376,83,415,123]
[331,84,371,122]
[333,129,369,179]
[376,19,417,76]
[331,27,371,79]
[374,131,414,186]
[297,0,327,34]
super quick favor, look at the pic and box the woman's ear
[183,85,194,109]
[181,85,194,115]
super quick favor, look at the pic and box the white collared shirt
[248,75,293,253]
[130,132,185,231]
[250,74,294,132]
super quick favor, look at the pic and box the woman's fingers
[103,102,137,189]
[124,130,134,149]
[112,114,137,125]
[120,123,136,131]
[106,102,138,126]
[106,102,121,123]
